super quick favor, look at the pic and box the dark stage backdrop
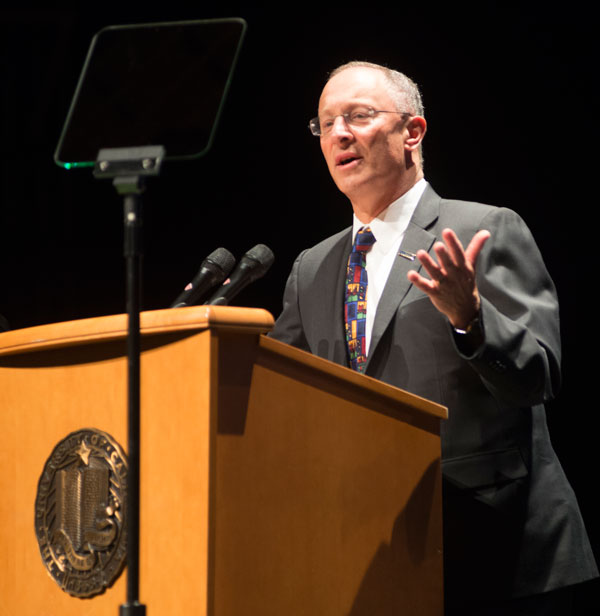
[1,5,597,610]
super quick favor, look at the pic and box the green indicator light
[63,161,95,170]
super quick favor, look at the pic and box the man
[270,61,598,614]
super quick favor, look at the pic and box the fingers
[407,268,436,292]
[428,231,466,283]
[415,248,447,284]
[464,230,491,263]
[434,228,491,271]
[408,228,491,288]
[433,241,457,275]
[440,229,466,267]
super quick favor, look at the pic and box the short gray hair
[328,61,425,118]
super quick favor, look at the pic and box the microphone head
[204,247,236,277]
[204,244,274,306]
[241,244,275,281]
[169,247,236,308]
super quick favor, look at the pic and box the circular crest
[34,428,128,598]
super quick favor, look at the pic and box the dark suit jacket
[271,184,598,602]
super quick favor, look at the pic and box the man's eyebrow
[319,102,372,117]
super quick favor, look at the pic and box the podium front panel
[0,309,444,615]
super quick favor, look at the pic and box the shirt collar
[352,178,428,253]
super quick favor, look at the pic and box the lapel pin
[398,250,417,261]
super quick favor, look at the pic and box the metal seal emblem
[34,428,128,598]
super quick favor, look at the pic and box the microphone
[170,247,236,308]
[205,244,274,306]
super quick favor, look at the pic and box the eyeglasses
[309,106,412,137]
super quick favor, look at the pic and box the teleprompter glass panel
[54,18,247,169]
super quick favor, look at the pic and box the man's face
[318,67,414,207]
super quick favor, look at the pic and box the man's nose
[330,115,353,141]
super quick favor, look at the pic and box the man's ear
[405,116,427,152]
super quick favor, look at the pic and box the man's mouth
[336,154,361,167]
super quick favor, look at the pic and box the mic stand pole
[94,146,165,616]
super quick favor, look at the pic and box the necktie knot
[353,226,376,254]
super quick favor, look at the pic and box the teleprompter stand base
[120,601,146,616]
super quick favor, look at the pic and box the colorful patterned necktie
[345,226,376,373]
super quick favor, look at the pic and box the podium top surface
[260,336,448,422]
[0,306,274,357]
[0,306,447,422]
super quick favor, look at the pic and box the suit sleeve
[456,207,561,407]
[268,250,311,352]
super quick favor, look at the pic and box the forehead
[318,67,396,115]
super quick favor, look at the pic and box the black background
[1,4,597,610]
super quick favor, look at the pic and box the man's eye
[350,110,371,122]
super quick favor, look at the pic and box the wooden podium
[0,307,447,615]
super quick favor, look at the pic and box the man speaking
[270,61,597,614]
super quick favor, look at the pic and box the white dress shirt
[351,178,428,354]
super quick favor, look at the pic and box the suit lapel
[331,231,352,364]
[310,228,352,365]
[366,185,442,368]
